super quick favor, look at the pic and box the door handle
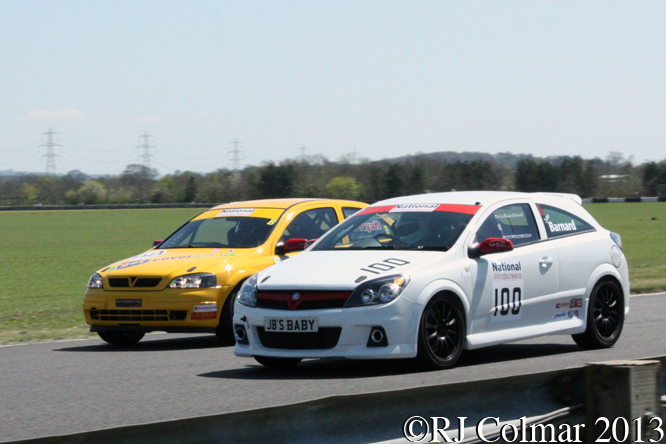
[539,257,554,267]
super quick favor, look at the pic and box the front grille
[134,278,162,287]
[257,291,351,310]
[108,277,163,288]
[256,327,342,349]
[90,309,171,322]
[109,278,130,287]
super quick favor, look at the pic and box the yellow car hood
[102,248,258,278]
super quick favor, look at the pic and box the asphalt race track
[1,293,664,442]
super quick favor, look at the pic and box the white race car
[233,191,629,369]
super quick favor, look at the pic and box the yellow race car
[82,198,367,345]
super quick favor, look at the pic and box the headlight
[169,273,216,289]
[87,273,103,289]
[344,274,410,308]
[237,274,259,307]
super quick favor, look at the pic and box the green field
[0,203,664,345]
[0,208,203,344]
[585,202,666,295]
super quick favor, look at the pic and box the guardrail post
[585,360,662,443]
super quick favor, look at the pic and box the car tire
[98,331,145,346]
[572,279,624,349]
[416,294,465,370]
[215,286,239,345]
[254,356,302,369]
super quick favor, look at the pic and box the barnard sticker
[216,208,255,217]
[548,219,577,232]
[388,203,439,213]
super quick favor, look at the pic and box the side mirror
[276,238,308,255]
[479,237,513,255]
[284,238,308,253]
[468,237,513,258]
[152,240,163,248]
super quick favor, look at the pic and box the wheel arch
[584,263,629,320]
[572,266,626,349]
[414,279,471,313]
[412,279,470,346]
[221,269,262,305]
[220,273,256,315]
[216,273,257,343]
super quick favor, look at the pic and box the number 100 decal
[494,287,521,317]
[491,261,523,322]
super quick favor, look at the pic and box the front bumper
[82,285,234,332]
[233,296,421,360]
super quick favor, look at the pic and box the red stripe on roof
[357,205,394,215]
[436,204,481,214]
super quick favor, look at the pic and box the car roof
[374,191,582,208]
[209,198,366,211]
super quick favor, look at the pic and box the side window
[476,203,540,247]
[280,207,338,242]
[342,206,362,219]
[538,204,594,238]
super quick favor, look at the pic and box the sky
[1,1,665,176]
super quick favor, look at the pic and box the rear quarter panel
[555,231,616,297]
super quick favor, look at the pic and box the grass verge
[585,202,666,295]
[0,208,203,344]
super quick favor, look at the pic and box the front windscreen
[312,203,479,251]
[159,208,284,249]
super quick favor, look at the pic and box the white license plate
[264,317,319,332]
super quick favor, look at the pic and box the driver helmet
[395,212,432,245]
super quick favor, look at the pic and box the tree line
[1,151,664,206]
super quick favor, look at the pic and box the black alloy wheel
[572,279,624,349]
[416,294,465,370]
